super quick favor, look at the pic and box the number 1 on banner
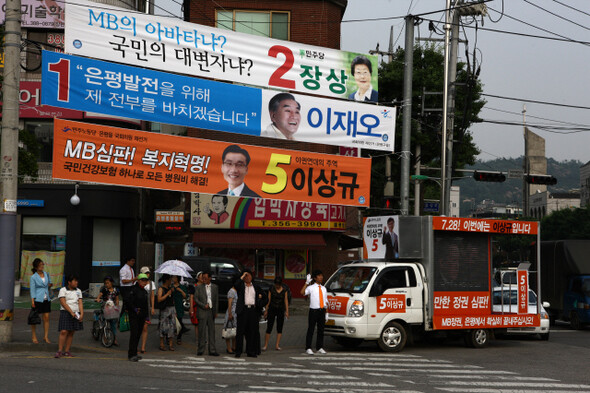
[47,58,70,102]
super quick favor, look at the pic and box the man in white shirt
[119,257,136,307]
[300,270,329,355]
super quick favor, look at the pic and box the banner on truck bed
[52,119,372,207]
[65,0,379,101]
[362,215,400,259]
[41,51,395,151]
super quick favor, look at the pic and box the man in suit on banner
[217,145,260,198]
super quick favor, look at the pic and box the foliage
[541,206,590,241]
[0,130,40,183]
[367,45,485,208]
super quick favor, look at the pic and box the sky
[154,0,590,164]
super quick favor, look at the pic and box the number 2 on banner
[262,153,291,194]
[47,59,70,102]
[268,45,295,89]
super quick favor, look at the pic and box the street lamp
[70,184,80,206]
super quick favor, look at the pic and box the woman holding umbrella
[156,274,178,351]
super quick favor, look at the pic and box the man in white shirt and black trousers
[301,270,329,355]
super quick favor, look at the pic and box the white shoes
[306,348,314,355]
[317,348,327,354]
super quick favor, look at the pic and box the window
[325,266,377,293]
[216,10,289,40]
[91,218,121,282]
[371,267,417,296]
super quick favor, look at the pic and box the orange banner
[52,119,372,206]
[327,295,349,315]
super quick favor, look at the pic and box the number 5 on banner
[262,153,291,194]
[47,58,70,102]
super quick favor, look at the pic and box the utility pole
[522,104,528,217]
[0,0,22,342]
[440,0,452,216]
[400,15,414,215]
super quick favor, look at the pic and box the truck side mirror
[542,301,550,308]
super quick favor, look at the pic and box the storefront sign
[190,193,346,231]
[41,51,394,151]
[0,0,64,28]
[284,250,307,279]
[17,199,45,207]
[65,0,378,100]
[362,215,400,259]
[52,119,372,207]
[10,81,84,119]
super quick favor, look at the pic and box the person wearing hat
[139,266,156,354]
[125,273,150,362]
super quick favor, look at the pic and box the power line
[482,93,590,110]
[522,0,590,32]
[480,119,590,134]
[551,0,590,18]
[485,107,590,127]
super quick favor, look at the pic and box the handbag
[27,308,41,325]
[221,319,236,339]
[119,310,130,332]
[175,316,182,333]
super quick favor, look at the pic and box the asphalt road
[1,304,589,393]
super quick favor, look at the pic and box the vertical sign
[517,269,528,314]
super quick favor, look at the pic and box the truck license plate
[326,319,335,326]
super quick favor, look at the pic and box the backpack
[154,286,167,310]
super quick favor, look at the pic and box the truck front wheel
[378,321,407,352]
[570,312,583,330]
[464,329,489,348]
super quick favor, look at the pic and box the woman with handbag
[262,277,289,351]
[156,274,177,351]
[223,284,238,354]
[29,258,53,344]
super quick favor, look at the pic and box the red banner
[432,217,538,235]
[518,270,529,314]
[434,291,490,315]
[377,294,406,313]
[52,119,372,206]
[327,296,349,315]
[433,314,540,330]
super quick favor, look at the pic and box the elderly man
[234,270,264,358]
[262,92,301,140]
[195,272,219,356]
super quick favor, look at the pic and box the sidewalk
[1,295,311,356]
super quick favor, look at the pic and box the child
[56,274,84,358]
[95,276,120,346]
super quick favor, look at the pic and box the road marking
[306,381,394,387]
[289,356,451,363]
[245,386,384,392]
[169,370,359,379]
[141,358,272,366]
[367,369,515,376]
[430,375,559,381]
[437,389,590,393]
[148,364,328,374]
[445,381,590,388]
[336,364,481,369]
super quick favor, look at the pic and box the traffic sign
[424,202,439,212]
[507,169,524,179]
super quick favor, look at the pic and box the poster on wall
[362,215,400,259]
[284,250,307,279]
[190,193,346,231]
[41,51,395,151]
[0,0,64,28]
[65,0,379,101]
[52,119,372,207]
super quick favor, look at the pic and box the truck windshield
[326,266,377,293]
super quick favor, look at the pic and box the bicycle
[92,305,116,348]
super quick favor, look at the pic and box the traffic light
[473,171,506,182]
[383,196,394,209]
[525,174,557,185]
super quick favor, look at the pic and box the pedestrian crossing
[141,352,590,393]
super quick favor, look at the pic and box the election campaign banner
[41,51,395,151]
[190,193,346,231]
[0,0,64,28]
[52,119,372,207]
[362,215,400,259]
[65,0,379,101]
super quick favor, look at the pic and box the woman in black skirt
[56,274,84,358]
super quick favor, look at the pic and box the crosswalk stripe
[336,364,481,369]
[169,370,359,379]
[430,375,559,381]
[245,386,382,392]
[148,364,328,374]
[289,356,450,363]
[447,381,590,389]
[306,381,395,387]
[304,352,421,358]
[367,369,515,376]
[437,389,590,393]
[141,358,273,366]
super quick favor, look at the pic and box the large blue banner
[42,51,395,151]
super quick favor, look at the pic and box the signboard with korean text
[52,119,372,207]
[190,193,346,231]
[377,294,406,313]
[327,295,349,316]
[432,217,538,235]
[41,51,394,151]
[4,81,84,119]
[0,0,64,28]
[362,215,400,259]
[65,0,379,101]
[518,269,529,315]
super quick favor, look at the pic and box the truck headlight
[541,310,549,319]
[348,300,364,317]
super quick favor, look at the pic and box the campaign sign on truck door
[41,51,395,151]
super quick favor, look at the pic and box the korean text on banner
[0,0,64,28]
[52,119,372,207]
[65,0,379,101]
[41,51,395,152]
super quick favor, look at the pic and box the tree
[541,207,590,240]
[367,45,485,208]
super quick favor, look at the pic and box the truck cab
[564,275,590,329]
[325,261,425,351]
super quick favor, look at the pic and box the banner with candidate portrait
[41,51,395,151]
[362,215,400,259]
[64,0,379,101]
[190,193,346,231]
[52,119,372,207]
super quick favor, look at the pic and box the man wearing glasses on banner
[217,145,261,198]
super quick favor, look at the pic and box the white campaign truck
[324,216,545,352]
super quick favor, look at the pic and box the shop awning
[193,231,327,250]
[338,234,363,250]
